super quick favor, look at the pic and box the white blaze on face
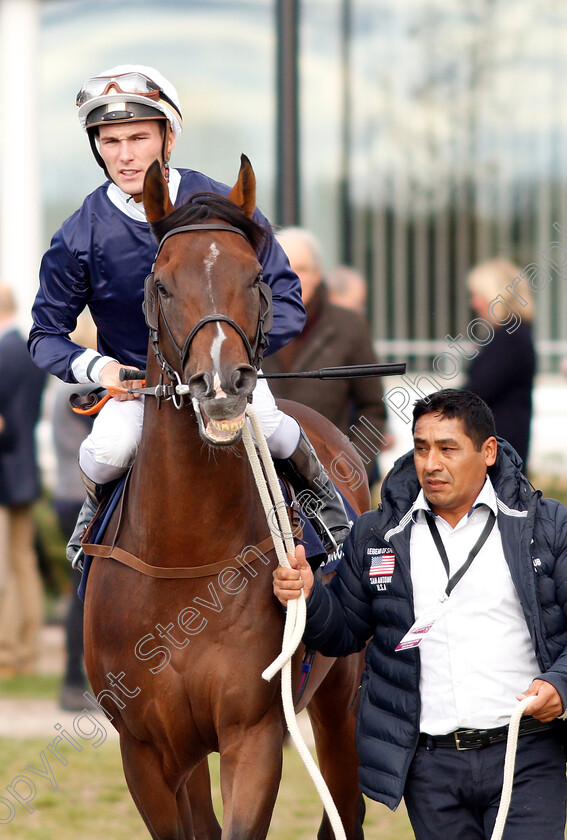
[211,327,227,398]
[204,242,220,302]
[203,241,227,395]
[213,372,227,399]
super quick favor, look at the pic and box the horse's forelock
[149,192,268,253]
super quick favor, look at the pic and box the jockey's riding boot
[276,427,351,554]
[65,472,106,570]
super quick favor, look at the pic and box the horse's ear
[228,154,256,218]
[143,160,175,223]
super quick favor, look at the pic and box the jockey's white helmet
[76,64,183,138]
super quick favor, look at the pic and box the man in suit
[0,285,46,675]
[262,227,388,485]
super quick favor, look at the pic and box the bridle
[143,223,273,408]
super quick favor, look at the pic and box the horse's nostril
[189,372,213,400]
[231,365,257,395]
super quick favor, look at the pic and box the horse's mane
[150,192,268,252]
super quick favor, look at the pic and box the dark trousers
[404,729,567,840]
[54,500,86,688]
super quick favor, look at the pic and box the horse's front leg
[219,714,286,840]
[186,758,222,840]
[119,729,194,840]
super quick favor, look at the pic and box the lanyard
[425,509,496,599]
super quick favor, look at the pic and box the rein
[242,405,348,840]
[490,696,534,840]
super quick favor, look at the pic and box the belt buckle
[453,729,477,751]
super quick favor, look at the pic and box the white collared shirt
[106,167,181,222]
[410,477,539,734]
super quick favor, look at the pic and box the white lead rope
[242,405,347,840]
[490,696,534,840]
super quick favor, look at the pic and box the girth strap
[81,534,276,579]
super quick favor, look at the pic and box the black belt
[418,717,553,751]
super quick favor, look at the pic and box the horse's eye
[155,281,169,298]
[252,273,263,288]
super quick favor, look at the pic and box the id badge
[394,602,446,652]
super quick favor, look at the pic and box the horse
[82,154,370,840]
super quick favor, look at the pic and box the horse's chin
[192,398,247,447]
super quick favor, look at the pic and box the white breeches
[79,374,301,485]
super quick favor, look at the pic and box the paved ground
[0,625,315,744]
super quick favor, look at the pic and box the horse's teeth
[211,417,244,432]
[204,413,245,443]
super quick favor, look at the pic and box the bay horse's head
[143,154,273,446]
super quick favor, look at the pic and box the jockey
[29,65,350,564]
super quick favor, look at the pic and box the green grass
[0,735,412,839]
[0,675,60,701]
[0,737,136,839]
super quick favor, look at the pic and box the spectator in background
[0,389,16,655]
[0,285,46,677]
[262,228,388,487]
[51,313,97,710]
[326,264,368,315]
[464,258,535,472]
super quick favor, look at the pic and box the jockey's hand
[273,544,314,605]
[517,679,563,722]
[99,361,142,401]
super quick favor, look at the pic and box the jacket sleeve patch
[368,546,396,587]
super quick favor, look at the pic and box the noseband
[143,223,273,407]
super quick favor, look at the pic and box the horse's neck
[133,398,263,536]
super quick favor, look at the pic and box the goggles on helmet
[76,72,176,109]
